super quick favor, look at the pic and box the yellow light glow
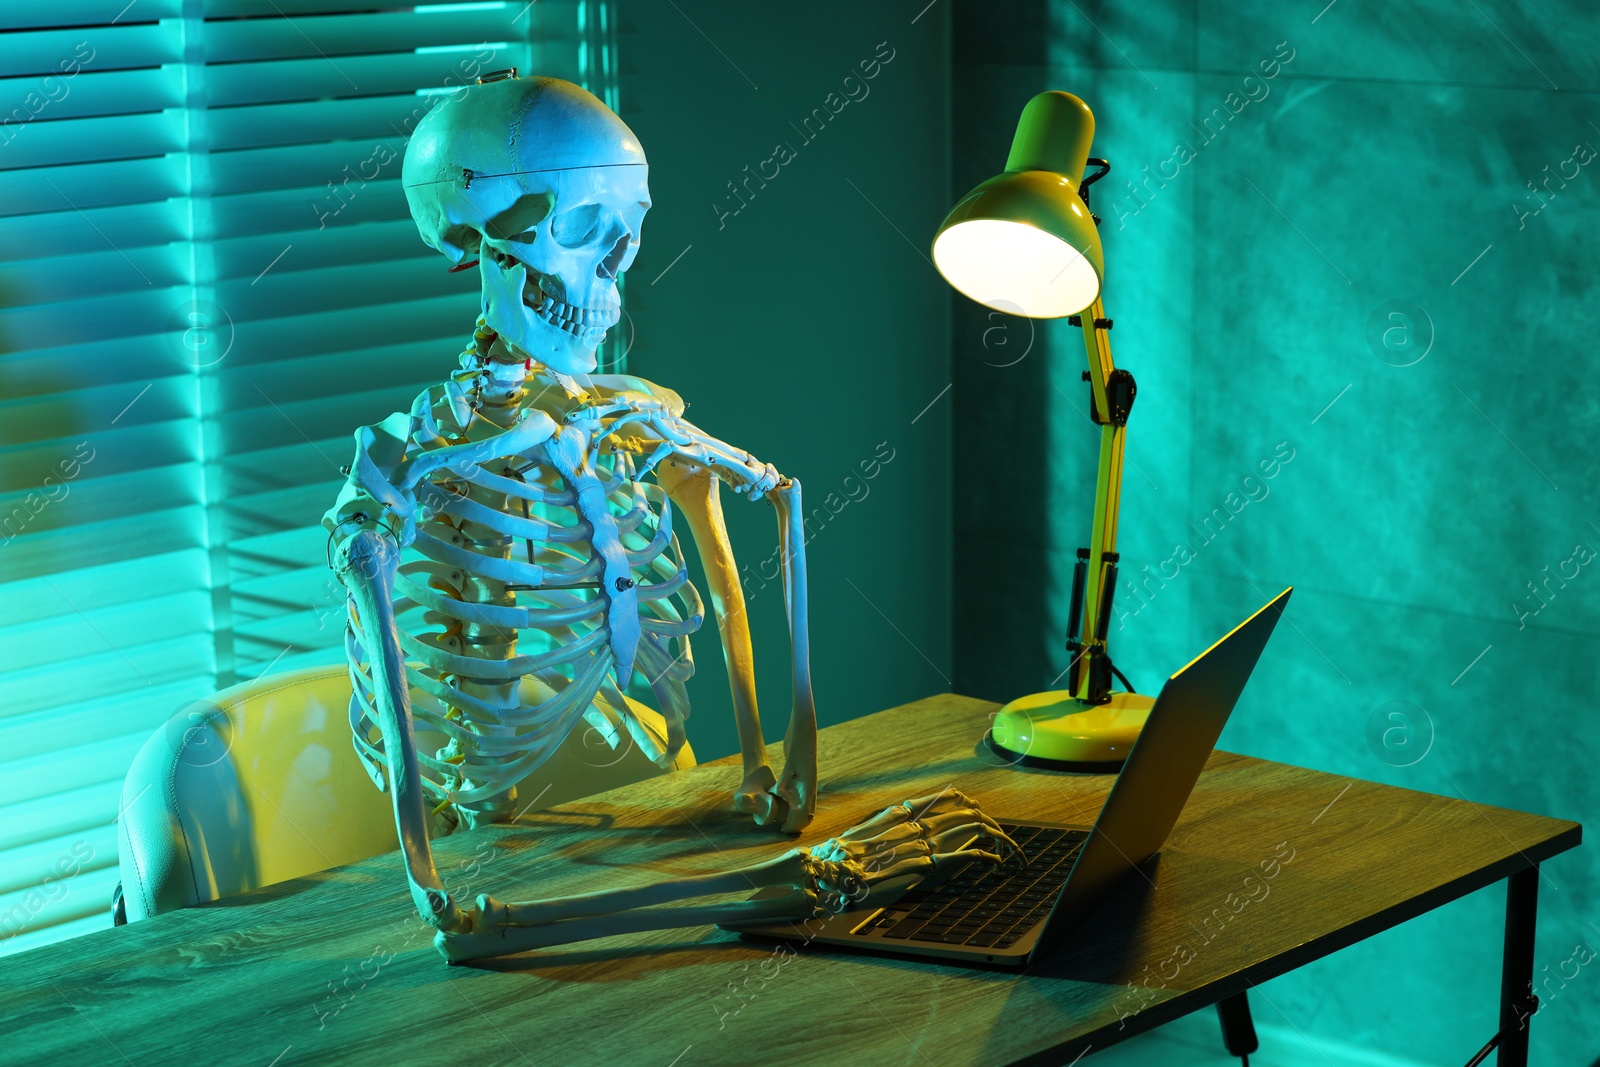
[932,218,1100,318]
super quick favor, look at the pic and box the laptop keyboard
[855,824,1088,949]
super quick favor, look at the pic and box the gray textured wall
[953,2,1600,1063]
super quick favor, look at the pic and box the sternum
[568,466,640,687]
[455,481,521,711]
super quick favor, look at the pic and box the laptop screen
[1036,587,1291,951]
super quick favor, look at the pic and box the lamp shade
[932,91,1103,318]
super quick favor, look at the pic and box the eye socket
[438,223,481,257]
[550,203,603,247]
[483,192,554,242]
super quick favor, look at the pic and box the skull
[402,76,650,376]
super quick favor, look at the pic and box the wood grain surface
[0,693,1581,1066]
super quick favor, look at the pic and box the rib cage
[345,382,704,820]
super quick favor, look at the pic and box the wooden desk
[1,695,1580,1066]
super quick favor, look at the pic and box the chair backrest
[117,664,694,921]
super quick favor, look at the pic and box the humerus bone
[434,791,1020,962]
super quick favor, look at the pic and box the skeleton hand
[433,790,1020,962]
[792,790,1023,910]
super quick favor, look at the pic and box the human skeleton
[325,75,1006,961]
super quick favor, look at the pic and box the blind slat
[0,284,203,351]
[0,509,207,584]
[202,10,530,62]
[0,245,191,307]
[0,550,209,631]
[0,378,196,449]
[0,871,120,957]
[0,1,183,31]
[0,780,121,854]
[0,156,182,216]
[0,25,179,78]
[207,49,524,108]
[0,199,186,262]
[0,824,119,898]
[0,66,180,125]
[0,109,185,170]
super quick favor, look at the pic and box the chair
[115,664,694,922]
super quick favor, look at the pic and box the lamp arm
[1067,295,1135,704]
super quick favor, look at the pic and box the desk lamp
[933,90,1153,767]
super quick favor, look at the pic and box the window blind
[0,0,619,957]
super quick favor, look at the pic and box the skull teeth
[522,286,617,341]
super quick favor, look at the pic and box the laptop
[728,587,1291,968]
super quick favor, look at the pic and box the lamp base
[989,689,1156,768]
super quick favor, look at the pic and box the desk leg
[1497,865,1539,1067]
[1216,992,1258,1059]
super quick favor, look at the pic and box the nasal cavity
[597,233,631,279]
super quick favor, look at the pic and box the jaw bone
[479,250,619,375]
[524,271,618,349]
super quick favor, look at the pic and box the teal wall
[953,2,1600,1063]
[617,3,954,763]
